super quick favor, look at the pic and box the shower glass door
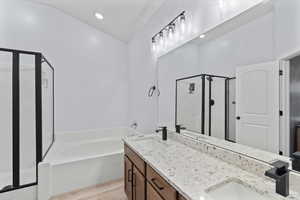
[0,51,13,191]
[176,74,230,136]
[19,54,37,185]
[210,77,226,139]
[176,76,204,133]
[0,48,54,193]
[42,58,54,158]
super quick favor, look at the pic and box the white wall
[0,0,129,133]
[274,0,300,59]
[158,43,200,128]
[128,0,266,133]
[197,12,274,77]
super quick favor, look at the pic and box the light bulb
[168,24,175,41]
[95,12,104,20]
[199,34,206,39]
[159,32,164,49]
[179,13,186,33]
[152,38,157,52]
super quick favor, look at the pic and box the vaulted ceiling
[26,0,167,42]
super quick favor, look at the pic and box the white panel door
[236,62,279,153]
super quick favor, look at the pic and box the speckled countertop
[123,134,300,200]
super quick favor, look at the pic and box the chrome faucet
[265,160,289,197]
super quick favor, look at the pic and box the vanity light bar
[151,11,186,45]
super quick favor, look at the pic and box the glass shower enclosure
[0,48,54,193]
[176,74,235,141]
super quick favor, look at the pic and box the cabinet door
[125,145,146,175]
[147,182,164,200]
[147,165,177,200]
[178,194,188,200]
[124,156,133,200]
[133,166,145,200]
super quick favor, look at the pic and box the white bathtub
[38,127,131,200]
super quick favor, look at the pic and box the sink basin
[131,135,154,141]
[207,180,271,200]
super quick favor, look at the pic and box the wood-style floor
[51,179,127,200]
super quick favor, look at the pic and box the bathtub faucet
[130,122,138,129]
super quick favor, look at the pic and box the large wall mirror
[157,5,300,173]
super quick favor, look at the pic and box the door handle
[236,116,241,120]
[132,173,136,187]
[128,169,132,182]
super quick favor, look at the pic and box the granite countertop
[123,134,299,200]
[179,130,291,165]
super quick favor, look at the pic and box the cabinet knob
[236,116,241,120]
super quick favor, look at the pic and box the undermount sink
[207,180,272,200]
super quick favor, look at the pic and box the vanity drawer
[125,144,145,175]
[146,165,177,200]
[178,194,188,200]
[147,182,164,200]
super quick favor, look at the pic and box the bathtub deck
[51,179,127,200]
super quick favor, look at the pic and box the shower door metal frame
[41,55,55,161]
[0,47,54,193]
[175,73,229,136]
[175,74,206,134]
[225,77,236,143]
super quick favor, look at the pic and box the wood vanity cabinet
[124,144,185,200]
[124,156,133,200]
[124,155,146,200]
[177,194,188,200]
[133,166,146,200]
[125,144,145,175]
[147,182,164,200]
[125,145,146,200]
[146,165,177,200]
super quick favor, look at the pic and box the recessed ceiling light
[199,34,206,39]
[95,12,104,20]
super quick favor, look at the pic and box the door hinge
[279,70,283,76]
[279,110,283,116]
